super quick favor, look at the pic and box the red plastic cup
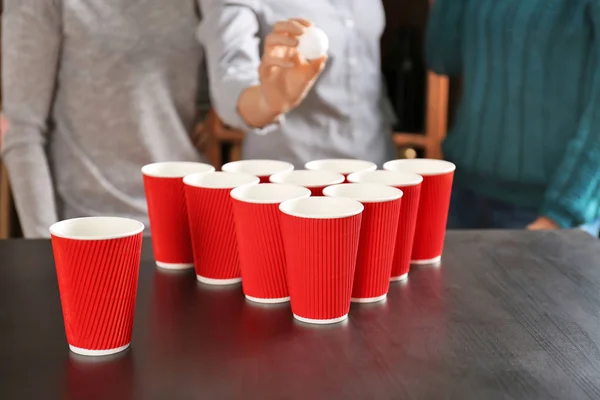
[50,217,144,356]
[142,162,215,270]
[323,183,403,303]
[184,171,260,285]
[231,183,311,303]
[269,169,345,196]
[348,170,423,281]
[222,159,293,183]
[383,159,455,265]
[279,197,363,324]
[304,159,376,181]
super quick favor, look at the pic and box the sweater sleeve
[1,0,62,238]
[425,0,465,77]
[540,3,600,228]
[197,0,282,134]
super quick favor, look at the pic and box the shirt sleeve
[197,0,282,134]
[1,0,62,238]
[425,0,464,77]
[540,3,600,228]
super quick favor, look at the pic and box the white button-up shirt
[198,0,396,168]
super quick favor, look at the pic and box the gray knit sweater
[1,0,206,238]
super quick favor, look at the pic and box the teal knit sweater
[426,0,600,228]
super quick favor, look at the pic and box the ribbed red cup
[279,197,363,324]
[323,184,403,303]
[348,170,423,281]
[142,162,214,270]
[384,159,455,264]
[184,171,260,285]
[305,159,377,182]
[269,169,345,196]
[231,184,311,303]
[50,217,144,356]
[222,159,293,183]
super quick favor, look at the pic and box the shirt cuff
[540,197,578,228]
[213,67,283,135]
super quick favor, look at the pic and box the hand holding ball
[253,19,328,123]
[296,26,329,60]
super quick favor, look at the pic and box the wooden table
[2,231,600,399]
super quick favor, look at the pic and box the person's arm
[1,0,62,238]
[536,3,600,229]
[198,0,325,131]
[425,0,465,77]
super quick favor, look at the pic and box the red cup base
[156,261,194,270]
[245,295,290,304]
[411,256,442,265]
[69,343,130,357]
[196,275,242,285]
[390,273,408,282]
[351,294,387,304]
[293,314,348,325]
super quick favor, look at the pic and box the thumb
[308,55,327,77]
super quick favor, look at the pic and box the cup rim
[183,171,260,189]
[304,159,377,174]
[269,169,345,187]
[221,159,294,177]
[141,161,215,178]
[49,217,145,241]
[230,183,311,204]
[347,170,423,187]
[279,196,364,219]
[383,159,456,176]
[322,183,403,203]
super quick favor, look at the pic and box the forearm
[237,85,281,128]
[541,156,600,229]
[3,140,58,238]
[199,0,281,131]
[2,0,62,237]
[541,3,600,228]
[541,126,600,228]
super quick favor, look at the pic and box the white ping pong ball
[297,26,329,60]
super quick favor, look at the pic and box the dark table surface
[2,231,600,400]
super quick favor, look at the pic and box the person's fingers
[292,52,308,66]
[272,20,305,36]
[308,55,328,74]
[296,55,327,80]
[265,32,299,48]
[0,114,7,151]
[260,47,296,80]
[261,53,295,69]
[289,18,312,27]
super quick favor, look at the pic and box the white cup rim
[221,159,294,177]
[323,183,403,203]
[231,183,311,204]
[141,162,215,178]
[49,217,145,241]
[383,159,456,176]
[269,170,345,187]
[304,159,377,174]
[347,170,423,187]
[183,171,260,189]
[279,196,364,219]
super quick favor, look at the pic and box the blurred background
[0,0,456,239]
